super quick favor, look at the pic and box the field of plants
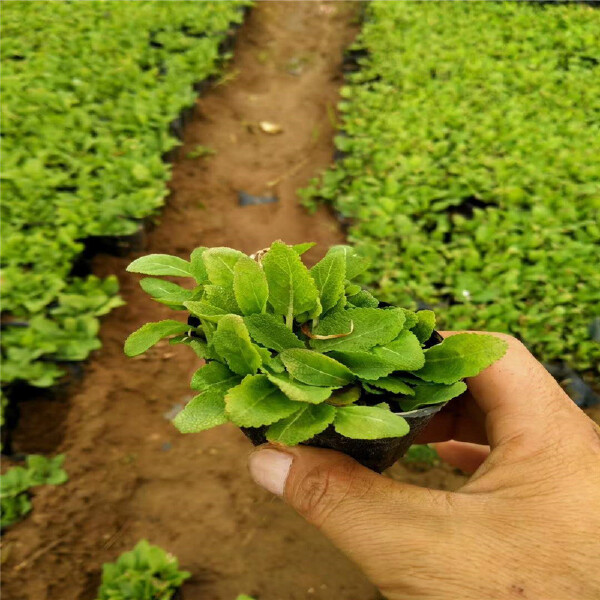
[1,2,599,600]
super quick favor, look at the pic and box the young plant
[96,540,190,600]
[125,241,507,453]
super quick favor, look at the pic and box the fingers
[434,441,490,474]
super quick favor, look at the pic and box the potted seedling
[125,241,506,471]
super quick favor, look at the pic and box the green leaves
[310,249,346,314]
[244,314,304,351]
[173,390,229,433]
[398,381,467,412]
[329,245,369,280]
[140,278,195,308]
[267,404,336,445]
[124,320,189,356]
[329,350,396,380]
[412,310,435,343]
[127,254,194,278]
[190,362,240,393]
[225,375,300,427]
[373,330,425,371]
[334,405,409,439]
[212,315,262,376]
[416,333,508,384]
[262,241,320,324]
[266,372,334,404]
[203,247,246,286]
[233,256,268,315]
[280,349,355,387]
[310,308,404,352]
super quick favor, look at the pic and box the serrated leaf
[266,403,335,445]
[373,330,425,371]
[124,320,188,356]
[329,350,396,380]
[140,278,194,307]
[244,313,304,352]
[362,382,385,395]
[185,299,230,322]
[173,390,228,433]
[416,333,508,384]
[412,310,436,343]
[204,285,241,314]
[127,254,193,278]
[329,245,370,280]
[347,289,379,309]
[345,283,362,296]
[293,242,316,255]
[310,250,346,314]
[398,381,467,412]
[233,256,268,315]
[328,386,361,406]
[190,361,241,392]
[190,247,208,284]
[333,405,409,440]
[266,372,333,404]
[368,376,415,395]
[212,315,263,376]
[203,247,246,286]
[310,308,404,352]
[280,349,355,387]
[262,241,320,323]
[181,337,217,359]
[225,375,300,427]
[401,309,419,329]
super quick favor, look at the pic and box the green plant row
[301,1,600,374]
[0,1,250,390]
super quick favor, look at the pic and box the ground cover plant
[0,454,68,528]
[301,1,600,375]
[0,1,249,391]
[124,242,506,459]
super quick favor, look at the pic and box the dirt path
[1,4,386,600]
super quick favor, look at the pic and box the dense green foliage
[96,540,190,600]
[125,242,506,444]
[1,1,248,389]
[302,2,600,373]
[0,455,68,528]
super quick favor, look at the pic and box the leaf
[329,245,370,280]
[185,300,230,323]
[203,247,246,286]
[310,249,346,314]
[204,285,241,314]
[398,381,467,412]
[233,256,268,315]
[212,315,263,376]
[373,330,425,371]
[415,333,508,384]
[293,242,316,255]
[266,403,336,445]
[412,310,436,343]
[225,375,300,427]
[190,361,241,392]
[266,372,333,404]
[328,386,361,406]
[262,241,320,323]
[139,278,194,306]
[124,320,189,356]
[401,309,419,329]
[280,349,355,387]
[368,376,415,395]
[244,313,304,352]
[173,390,228,433]
[310,308,404,352]
[189,247,208,284]
[127,254,193,278]
[347,290,379,309]
[329,350,396,380]
[333,405,409,440]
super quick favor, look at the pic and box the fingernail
[248,449,293,497]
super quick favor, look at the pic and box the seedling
[125,242,506,465]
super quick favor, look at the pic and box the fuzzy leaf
[127,254,193,278]
[189,247,208,284]
[329,245,369,280]
[412,310,436,343]
[266,372,333,404]
[280,349,355,387]
[310,250,346,314]
[244,313,304,352]
[203,247,246,286]
[173,390,228,433]
[266,404,335,445]
[347,290,379,309]
[139,278,194,307]
[328,386,361,406]
[233,256,268,315]
[401,309,419,329]
[204,285,241,314]
[310,308,404,352]
[416,333,508,384]
[329,350,396,380]
[293,242,316,255]
[124,320,188,356]
[185,299,230,322]
[262,241,320,321]
[373,330,425,371]
[225,375,300,427]
[190,362,241,392]
[212,315,263,375]
[398,381,467,412]
[333,405,409,440]
[368,376,415,396]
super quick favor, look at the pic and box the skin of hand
[248,333,600,600]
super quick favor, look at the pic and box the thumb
[248,445,456,573]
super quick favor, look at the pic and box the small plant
[0,454,68,528]
[125,241,506,464]
[185,144,216,160]
[403,444,440,468]
[96,540,190,600]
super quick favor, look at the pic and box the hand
[248,333,600,600]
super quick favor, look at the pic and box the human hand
[248,333,600,600]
